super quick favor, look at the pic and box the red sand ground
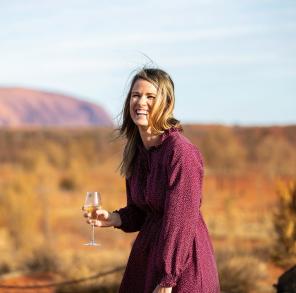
[0,273,55,293]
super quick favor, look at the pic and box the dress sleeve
[113,178,147,233]
[156,143,204,287]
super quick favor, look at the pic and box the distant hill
[0,87,113,127]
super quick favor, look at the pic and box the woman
[85,68,220,292]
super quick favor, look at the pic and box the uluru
[0,87,113,127]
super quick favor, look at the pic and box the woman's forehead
[132,79,158,93]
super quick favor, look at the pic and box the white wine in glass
[83,191,101,246]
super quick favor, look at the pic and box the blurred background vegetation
[0,125,295,292]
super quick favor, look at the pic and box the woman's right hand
[83,209,122,228]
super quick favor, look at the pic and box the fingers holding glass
[83,191,101,246]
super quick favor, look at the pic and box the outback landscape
[0,85,295,293]
[1,0,295,291]
[0,123,295,293]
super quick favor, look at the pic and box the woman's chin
[133,119,149,128]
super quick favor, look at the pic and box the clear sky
[0,0,295,126]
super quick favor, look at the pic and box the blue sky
[0,0,295,126]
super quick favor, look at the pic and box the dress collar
[137,127,182,153]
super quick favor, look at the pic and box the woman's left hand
[152,285,172,293]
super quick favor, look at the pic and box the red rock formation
[0,87,113,127]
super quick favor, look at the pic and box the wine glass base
[83,242,101,246]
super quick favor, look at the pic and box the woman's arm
[84,179,146,232]
[113,178,146,232]
[155,142,204,287]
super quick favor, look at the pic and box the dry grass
[271,181,296,267]
[0,127,295,290]
[216,249,267,293]
[20,245,62,273]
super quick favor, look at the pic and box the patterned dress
[114,127,220,293]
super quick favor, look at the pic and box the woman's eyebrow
[131,91,156,96]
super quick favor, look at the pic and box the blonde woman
[85,68,220,292]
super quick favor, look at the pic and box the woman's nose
[137,95,147,106]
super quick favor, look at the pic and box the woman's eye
[148,96,155,100]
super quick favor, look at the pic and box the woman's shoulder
[164,130,204,166]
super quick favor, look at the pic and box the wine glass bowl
[83,191,101,246]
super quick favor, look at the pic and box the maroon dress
[115,127,220,293]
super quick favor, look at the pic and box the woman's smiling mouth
[135,109,148,117]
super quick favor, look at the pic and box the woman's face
[129,78,157,130]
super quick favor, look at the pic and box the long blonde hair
[118,68,182,177]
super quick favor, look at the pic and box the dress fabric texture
[115,127,220,293]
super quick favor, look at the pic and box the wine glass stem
[91,224,95,243]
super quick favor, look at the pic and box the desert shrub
[56,252,123,293]
[256,136,296,178]
[59,176,76,191]
[217,249,265,293]
[200,128,246,175]
[0,256,13,275]
[272,180,296,266]
[21,245,61,273]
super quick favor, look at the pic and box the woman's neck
[138,126,161,150]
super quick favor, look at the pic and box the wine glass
[83,191,101,246]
